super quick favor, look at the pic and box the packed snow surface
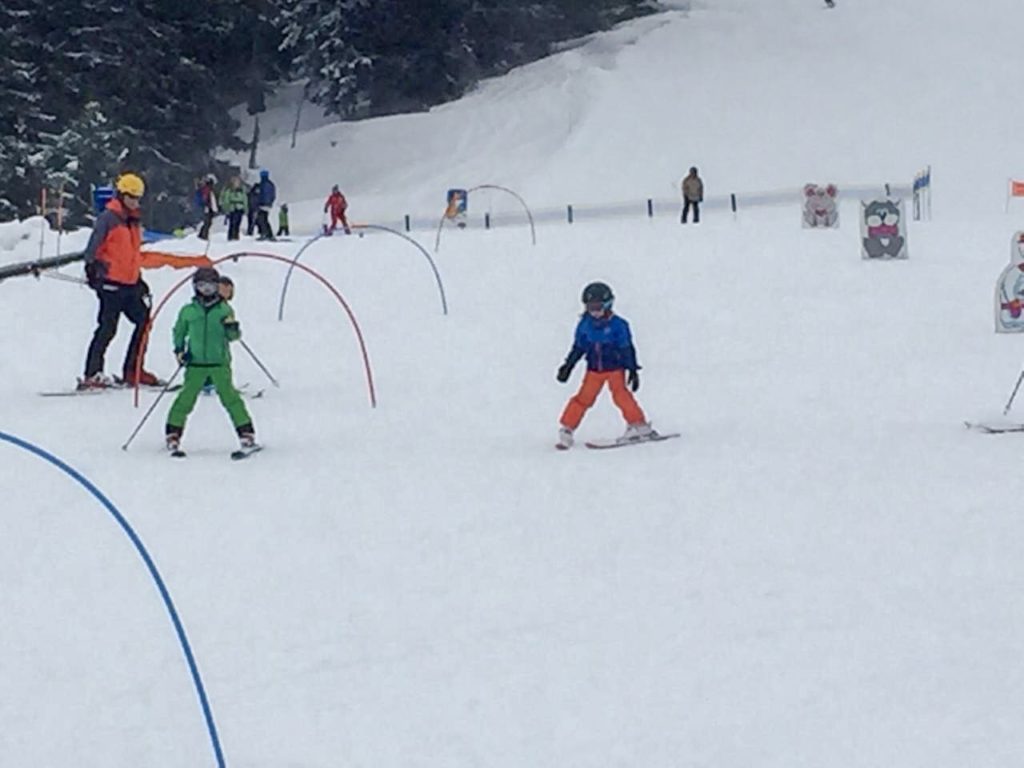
[4,0,1024,765]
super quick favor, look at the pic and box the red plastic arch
[133,251,376,408]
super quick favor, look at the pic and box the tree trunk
[248,115,260,170]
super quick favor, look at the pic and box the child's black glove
[556,362,574,383]
[175,349,191,366]
[627,369,640,392]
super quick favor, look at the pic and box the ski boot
[621,422,658,443]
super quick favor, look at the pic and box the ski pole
[1004,367,1024,415]
[239,339,280,388]
[39,270,87,286]
[121,362,184,451]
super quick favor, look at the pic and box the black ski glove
[556,362,574,383]
[627,369,640,392]
[85,260,108,289]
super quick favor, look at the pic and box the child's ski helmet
[581,281,614,309]
[193,267,221,297]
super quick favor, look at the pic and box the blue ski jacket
[563,312,640,372]
[255,179,276,208]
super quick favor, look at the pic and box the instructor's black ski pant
[227,211,244,240]
[84,281,151,378]
[256,209,275,240]
[681,200,700,224]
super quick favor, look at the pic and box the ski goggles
[586,300,612,315]
[195,280,219,297]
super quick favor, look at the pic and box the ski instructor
[79,172,212,391]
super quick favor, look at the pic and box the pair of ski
[964,421,1024,434]
[40,381,264,398]
[170,444,263,461]
[41,380,182,397]
[558,432,680,451]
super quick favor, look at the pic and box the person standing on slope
[323,185,350,235]
[681,166,704,224]
[254,169,276,241]
[554,282,658,449]
[165,267,256,454]
[196,174,219,240]
[219,176,248,241]
[246,180,260,236]
[79,173,212,390]
[277,203,290,238]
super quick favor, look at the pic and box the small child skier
[323,185,351,235]
[277,203,290,238]
[165,267,257,455]
[555,281,658,449]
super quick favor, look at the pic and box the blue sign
[93,184,115,215]
[446,188,468,218]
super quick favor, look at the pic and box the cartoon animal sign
[860,199,907,260]
[802,184,839,228]
[445,188,468,229]
[995,262,1024,333]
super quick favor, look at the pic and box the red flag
[1011,180,1024,197]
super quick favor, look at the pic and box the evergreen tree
[35,102,130,224]
[0,0,53,219]
[277,0,656,119]
[0,0,655,229]
[278,0,373,117]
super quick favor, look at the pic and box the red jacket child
[324,185,350,234]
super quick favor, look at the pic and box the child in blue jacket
[555,281,657,448]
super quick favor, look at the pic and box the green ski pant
[167,364,252,432]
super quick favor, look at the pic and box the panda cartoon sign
[860,199,908,260]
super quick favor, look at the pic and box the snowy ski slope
[3,0,1024,765]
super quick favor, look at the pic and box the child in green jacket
[277,203,290,237]
[165,267,256,454]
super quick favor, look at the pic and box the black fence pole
[404,214,411,232]
[484,212,490,229]
[567,205,574,224]
[730,193,737,214]
[646,199,654,218]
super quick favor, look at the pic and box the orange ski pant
[560,369,646,430]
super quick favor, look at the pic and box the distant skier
[681,166,704,224]
[323,185,350,235]
[165,267,257,455]
[196,174,219,240]
[219,176,248,241]
[246,181,259,236]
[277,203,290,238]
[253,169,277,241]
[554,282,658,449]
[79,173,212,390]
[825,0,835,7]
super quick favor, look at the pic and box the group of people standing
[195,170,282,242]
[194,173,353,241]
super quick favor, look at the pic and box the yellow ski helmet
[115,173,145,197]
